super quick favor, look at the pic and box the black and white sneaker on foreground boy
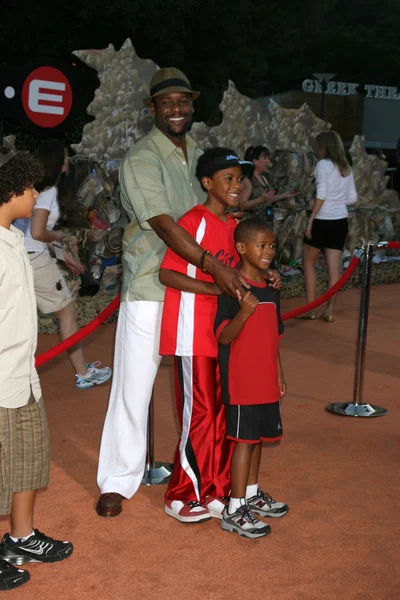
[0,558,30,591]
[0,530,73,566]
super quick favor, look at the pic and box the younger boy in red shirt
[159,148,253,523]
[215,218,288,539]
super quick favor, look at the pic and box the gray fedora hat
[143,67,200,105]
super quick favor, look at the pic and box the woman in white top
[301,130,357,322]
[14,140,111,389]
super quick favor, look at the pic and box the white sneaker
[164,500,211,523]
[221,504,271,539]
[75,362,112,389]
[247,488,289,518]
[203,496,228,520]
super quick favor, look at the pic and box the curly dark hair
[0,148,43,206]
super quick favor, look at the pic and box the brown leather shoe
[96,493,125,517]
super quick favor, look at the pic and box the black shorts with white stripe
[226,402,282,444]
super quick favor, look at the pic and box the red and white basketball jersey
[160,205,239,357]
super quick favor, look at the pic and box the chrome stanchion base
[141,461,173,486]
[326,402,388,417]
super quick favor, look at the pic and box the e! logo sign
[21,66,72,128]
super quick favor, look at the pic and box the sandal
[321,314,335,323]
[296,312,317,320]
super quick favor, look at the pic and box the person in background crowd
[14,140,112,389]
[301,130,357,322]
[238,145,299,221]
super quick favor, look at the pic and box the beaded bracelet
[200,250,212,273]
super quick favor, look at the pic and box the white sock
[246,483,258,499]
[10,530,35,543]
[228,497,246,514]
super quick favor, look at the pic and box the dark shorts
[226,402,283,444]
[304,217,348,251]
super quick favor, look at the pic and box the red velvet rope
[281,254,361,321]
[35,294,121,367]
[35,251,365,367]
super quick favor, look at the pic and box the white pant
[97,301,163,498]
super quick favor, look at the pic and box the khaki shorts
[30,251,72,314]
[0,396,50,515]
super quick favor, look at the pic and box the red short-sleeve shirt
[215,279,284,406]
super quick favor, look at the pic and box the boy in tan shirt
[0,147,73,591]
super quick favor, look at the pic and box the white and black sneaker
[221,504,271,539]
[0,530,73,565]
[0,558,30,591]
[247,488,289,518]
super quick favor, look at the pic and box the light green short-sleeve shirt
[119,126,206,302]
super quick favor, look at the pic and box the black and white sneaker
[0,530,73,566]
[247,488,289,518]
[0,558,30,590]
[221,504,271,539]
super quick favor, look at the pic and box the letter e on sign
[21,66,72,128]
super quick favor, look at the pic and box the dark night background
[1,0,400,147]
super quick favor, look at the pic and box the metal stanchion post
[141,390,174,485]
[326,243,388,417]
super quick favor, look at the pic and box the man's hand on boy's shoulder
[264,269,281,289]
[205,256,250,299]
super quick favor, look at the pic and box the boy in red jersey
[215,218,288,539]
[159,148,254,523]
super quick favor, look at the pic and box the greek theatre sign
[302,79,400,100]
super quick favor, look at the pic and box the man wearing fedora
[95,67,251,518]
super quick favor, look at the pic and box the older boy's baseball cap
[209,153,254,176]
[196,148,255,182]
[143,67,200,105]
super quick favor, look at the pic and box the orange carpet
[2,284,399,600]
